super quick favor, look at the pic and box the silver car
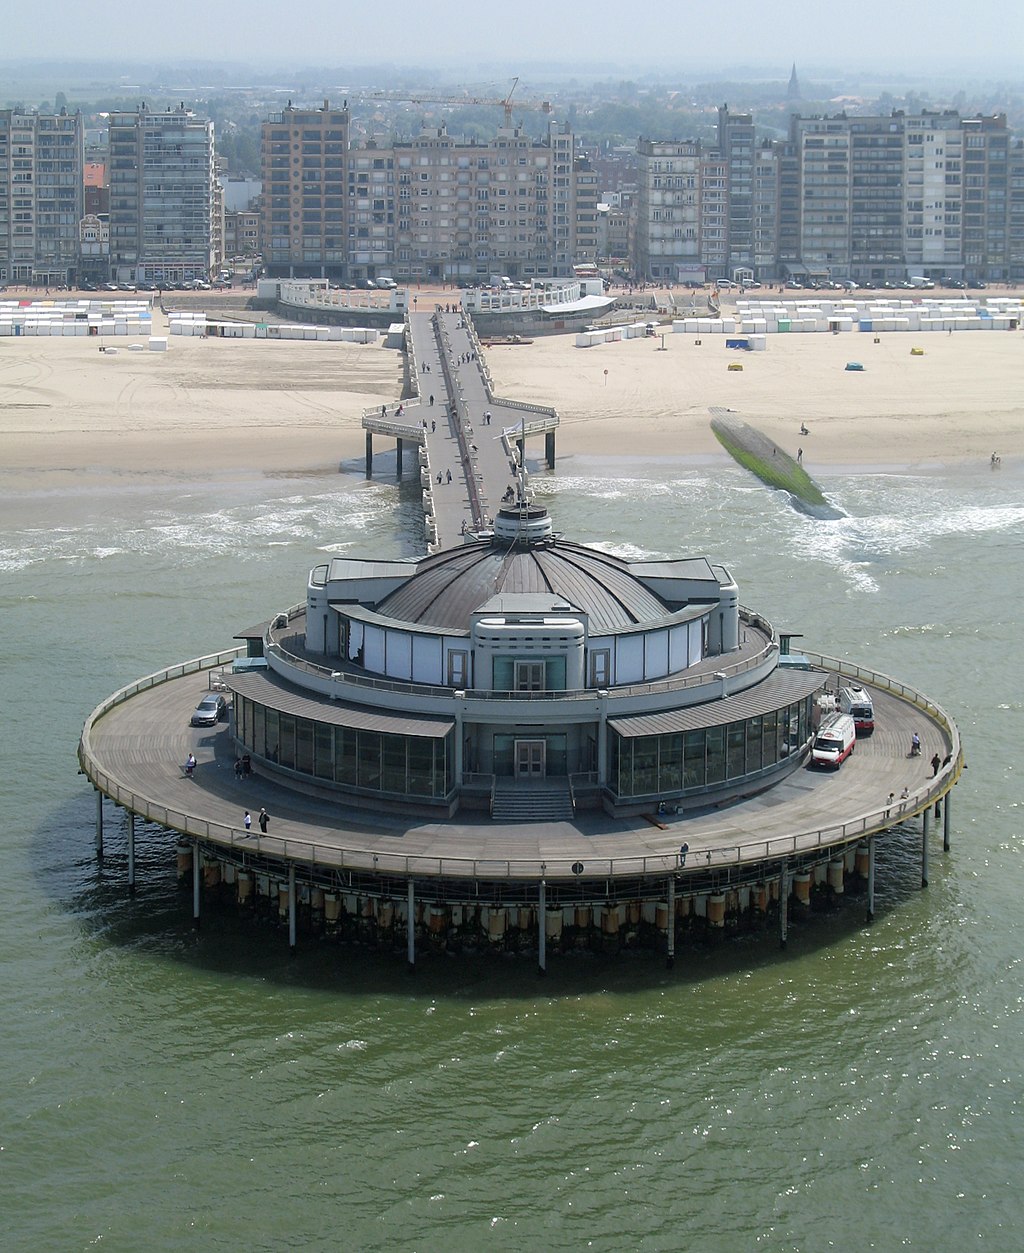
[190,693,228,727]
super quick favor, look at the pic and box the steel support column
[538,879,547,975]
[407,879,416,973]
[867,835,876,922]
[127,812,135,895]
[192,840,201,930]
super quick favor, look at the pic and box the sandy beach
[1,304,1021,488]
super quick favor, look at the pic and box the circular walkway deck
[79,648,962,888]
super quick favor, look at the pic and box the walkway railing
[264,606,778,704]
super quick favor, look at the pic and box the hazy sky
[4,0,1020,74]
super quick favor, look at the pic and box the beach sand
[1,308,1021,488]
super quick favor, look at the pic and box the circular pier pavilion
[78,501,963,967]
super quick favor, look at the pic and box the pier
[77,314,964,965]
[361,310,558,548]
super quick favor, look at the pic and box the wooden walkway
[81,660,961,884]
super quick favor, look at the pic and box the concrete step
[492,780,575,823]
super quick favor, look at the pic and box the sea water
[1,454,1022,1250]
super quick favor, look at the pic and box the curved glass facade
[609,698,813,799]
[233,693,454,800]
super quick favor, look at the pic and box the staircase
[491,779,575,823]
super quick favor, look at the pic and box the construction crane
[367,77,552,128]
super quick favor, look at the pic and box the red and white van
[810,713,857,769]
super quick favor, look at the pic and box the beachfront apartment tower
[389,119,585,283]
[261,100,351,280]
[902,111,963,280]
[635,138,702,281]
[0,108,83,287]
[107,105,215,284]
[961,114,1010,281]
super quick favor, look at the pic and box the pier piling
[288,865,297,953]
[922,807,931,888]
[538,879,547,975]
[94,789,103,858]
[192,840,201,930]
[779,859,789,948]
[407,880,416,973]
[666,874,676,968]
[944,793,952,852]
[867,835,876,922]
[127,812,135,895]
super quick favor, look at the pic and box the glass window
[408,739,434,796]
[358,731,381,790]
[335,728,357,785]
[314,725,334,780]
[684,730,705,788]
[265,709,280,764]
[660,733,683,790]
[727,724,746,778]
[278,714,296,770]
[746,716,763,773]
[295,718,314,774]
[382,735,407,793]
[762,711,777,767]
[706,727,726,784]
[632,736,659,795]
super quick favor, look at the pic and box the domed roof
[377,533,671,633]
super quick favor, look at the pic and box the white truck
[839,685,875,735]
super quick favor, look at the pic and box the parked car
[190,693,228,727]
[356,278,376,289]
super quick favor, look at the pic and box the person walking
[930,753,942,777]
[243,810,251,831]
[258,807,269,833]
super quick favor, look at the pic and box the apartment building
[716,107,755,274]
[903,111,963,278]
[0,108,83,286]
[637,107,1024,285]
[390,120,581,283]
[635,138,702,281]
[260,104,591,283]
[224,207,260,258]
[261,100,349,278]
[962,114,1010,278]
[107,104,215,283]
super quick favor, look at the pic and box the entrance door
[515,739,546,780]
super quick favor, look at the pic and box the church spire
[787,63,802,102]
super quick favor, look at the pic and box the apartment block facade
[108,105,215,283]
[635,139,701,280]
[0,108,83,285]
[260,101,594,282]
[636,108,1023,284]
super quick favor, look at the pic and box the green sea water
[2,453,1021,1250]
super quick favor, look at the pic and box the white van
[810,713,857,769]
[839,685,875,734]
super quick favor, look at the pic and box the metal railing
[264,608,777,705]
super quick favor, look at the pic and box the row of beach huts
[576,297,1023,345]
[166,312,385,343]
[0,298,154,337]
